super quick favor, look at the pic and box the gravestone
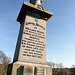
[7,0,53,75]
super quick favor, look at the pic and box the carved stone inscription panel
[36,67,45,75]
[19,15,46,64]
[23,67,34,75]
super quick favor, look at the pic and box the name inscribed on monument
[19,15,46,64]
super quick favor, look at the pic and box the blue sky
[0,0,75,68]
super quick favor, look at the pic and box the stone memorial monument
[7,0,53,75]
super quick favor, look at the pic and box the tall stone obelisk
[7,0,53,75]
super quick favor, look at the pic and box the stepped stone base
[7,61,52,75]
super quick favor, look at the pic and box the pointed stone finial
[30,0,43,5]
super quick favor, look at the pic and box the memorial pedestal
[7,62,52,75]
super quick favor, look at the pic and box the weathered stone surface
[14,14,46,64]
[13,1,53,65]
[7,1,53,75]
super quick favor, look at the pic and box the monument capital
[30,0,43,5]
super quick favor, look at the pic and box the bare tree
[47,61,68,75]
[57,63,64,68]
[47,62,55,68]
[0,50,5,64]
[72,65,75,68]
[0,50,11,75]
[0,50,11,64]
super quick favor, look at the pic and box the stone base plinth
[7,61,52,75]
